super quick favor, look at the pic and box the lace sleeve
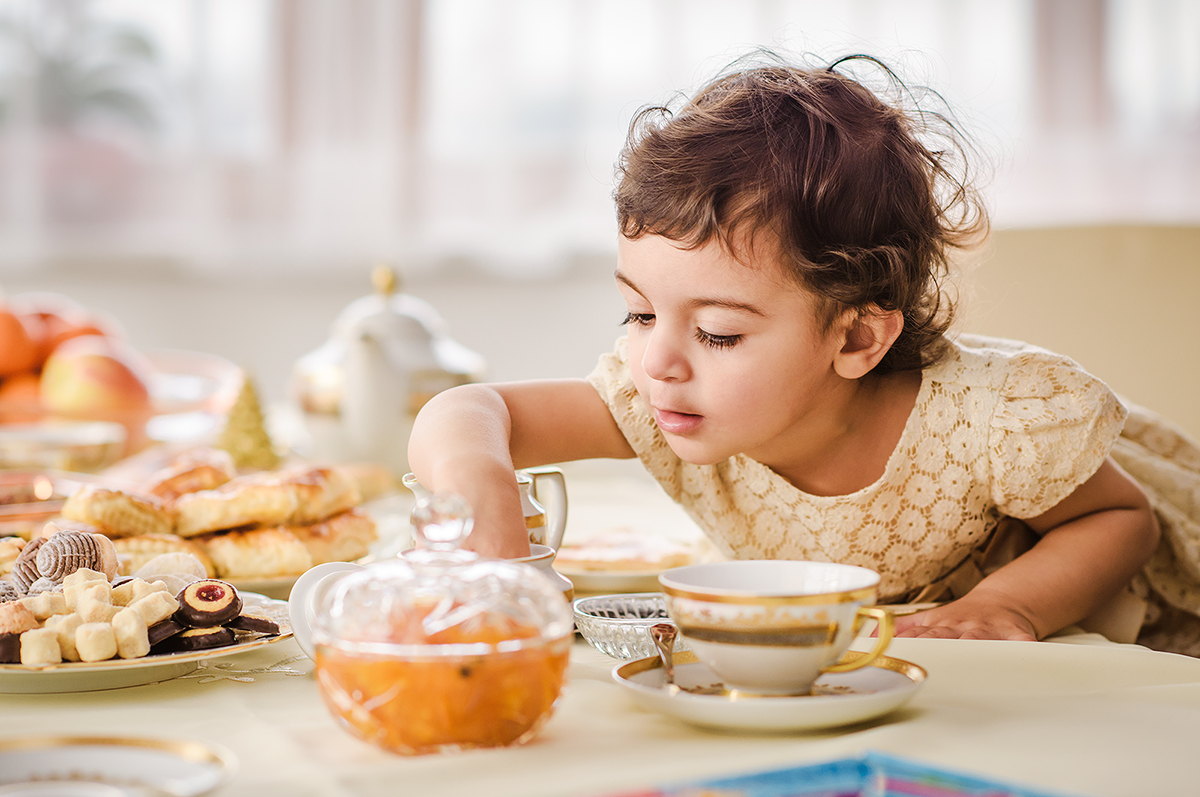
[988,350,1127,518]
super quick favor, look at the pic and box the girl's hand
[892,593,1038,641]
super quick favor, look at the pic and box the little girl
[409,53,1200,655]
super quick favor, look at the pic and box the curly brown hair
[614,52,989,372]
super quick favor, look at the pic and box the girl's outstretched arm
[407,379,634,558]
[894,457,1161,641]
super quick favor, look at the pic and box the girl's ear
[832,307,904,379]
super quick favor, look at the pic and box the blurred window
[0,0,1195,278]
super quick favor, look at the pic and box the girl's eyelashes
[621,311,654,327]
[696,329,742,350]
[621,311,742,349]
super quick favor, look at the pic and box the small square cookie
[75,622,118,663]
[20,627,62,665]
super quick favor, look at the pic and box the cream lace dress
[587,333,1200,655]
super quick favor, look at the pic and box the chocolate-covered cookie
[0,631,19,663]
[147,618,186,647]
[154,625,235,653]
[225,612,280,636]
[174,579,242,627]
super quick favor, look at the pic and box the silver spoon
[650,622,679,690]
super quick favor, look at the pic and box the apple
[39,335,155,452]
[10,291,121,363]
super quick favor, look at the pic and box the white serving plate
[0,593,290,694]
[0,735,236,796]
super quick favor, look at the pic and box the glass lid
[312,493,572,655]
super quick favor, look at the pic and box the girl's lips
[653,407,703,434]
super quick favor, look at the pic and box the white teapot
[291,266,486,476]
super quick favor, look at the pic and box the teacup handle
[522,465,568,550]
[822,606,894,674]
[288,562,365,661]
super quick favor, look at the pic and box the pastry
[44,612,84,662]
[196,526,313,579]
[143,448,237,502]
[0,580,20,603]
[111,606,151,659]
[195,509,376,580]
[147,618,185,647]
[35,530,119,582]
[0,601,38,634]
[76,584,120,624]
[20,627,62,665]
[21,589,66,620]
[25,577,61,596]
[61,485,175,538]
[225,612,280,636]
[0,536,24,577]
[174,579,242,627]
[286,509,377,566]
[112,534,216,578]
[173,465,360,537]
[0,631,19,663]
[154,625,235,653]
[9,536,43,593]
[553,529,697,572]
[133,552,209,584]
[75,622,118,662]
[127,590,180,626]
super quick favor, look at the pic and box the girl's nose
[641,327,691,382]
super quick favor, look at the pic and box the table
[4,629,1200,797]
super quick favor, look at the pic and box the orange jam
[314,607,571,755]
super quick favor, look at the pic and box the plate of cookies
[0,538,291,693]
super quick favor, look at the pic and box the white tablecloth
[4,630,1200,797]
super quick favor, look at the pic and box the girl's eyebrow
[615,270,767,317]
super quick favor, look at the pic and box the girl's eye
[621,312,654,327]
[696,329,742,350]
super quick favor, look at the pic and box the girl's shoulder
[926,333,1097,394]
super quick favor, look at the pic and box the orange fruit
[0,372,44,423]
[0,309,40,377]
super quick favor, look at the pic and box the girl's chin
[661,436,731,467]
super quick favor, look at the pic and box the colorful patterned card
[605,751,1085,797]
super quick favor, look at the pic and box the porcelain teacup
[658,560,893,695]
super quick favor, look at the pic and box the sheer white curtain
[0,0,1195,280]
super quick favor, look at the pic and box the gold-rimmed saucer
[0,735,236,796]
[612,650,926,732]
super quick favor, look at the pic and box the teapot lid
[332,265,449,341]
[311,494,572,654]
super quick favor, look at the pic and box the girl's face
[616,234,849,468]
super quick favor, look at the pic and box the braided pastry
[174,466,359,537]
[61,485,175,538]
[144,448,237,503]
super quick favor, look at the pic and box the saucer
[612,650,926,732]
[0,735,236,795]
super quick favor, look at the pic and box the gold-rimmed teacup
[658,560,894,695]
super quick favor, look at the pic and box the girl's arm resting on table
[894,457,1161,641]
[407,379,635,559]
